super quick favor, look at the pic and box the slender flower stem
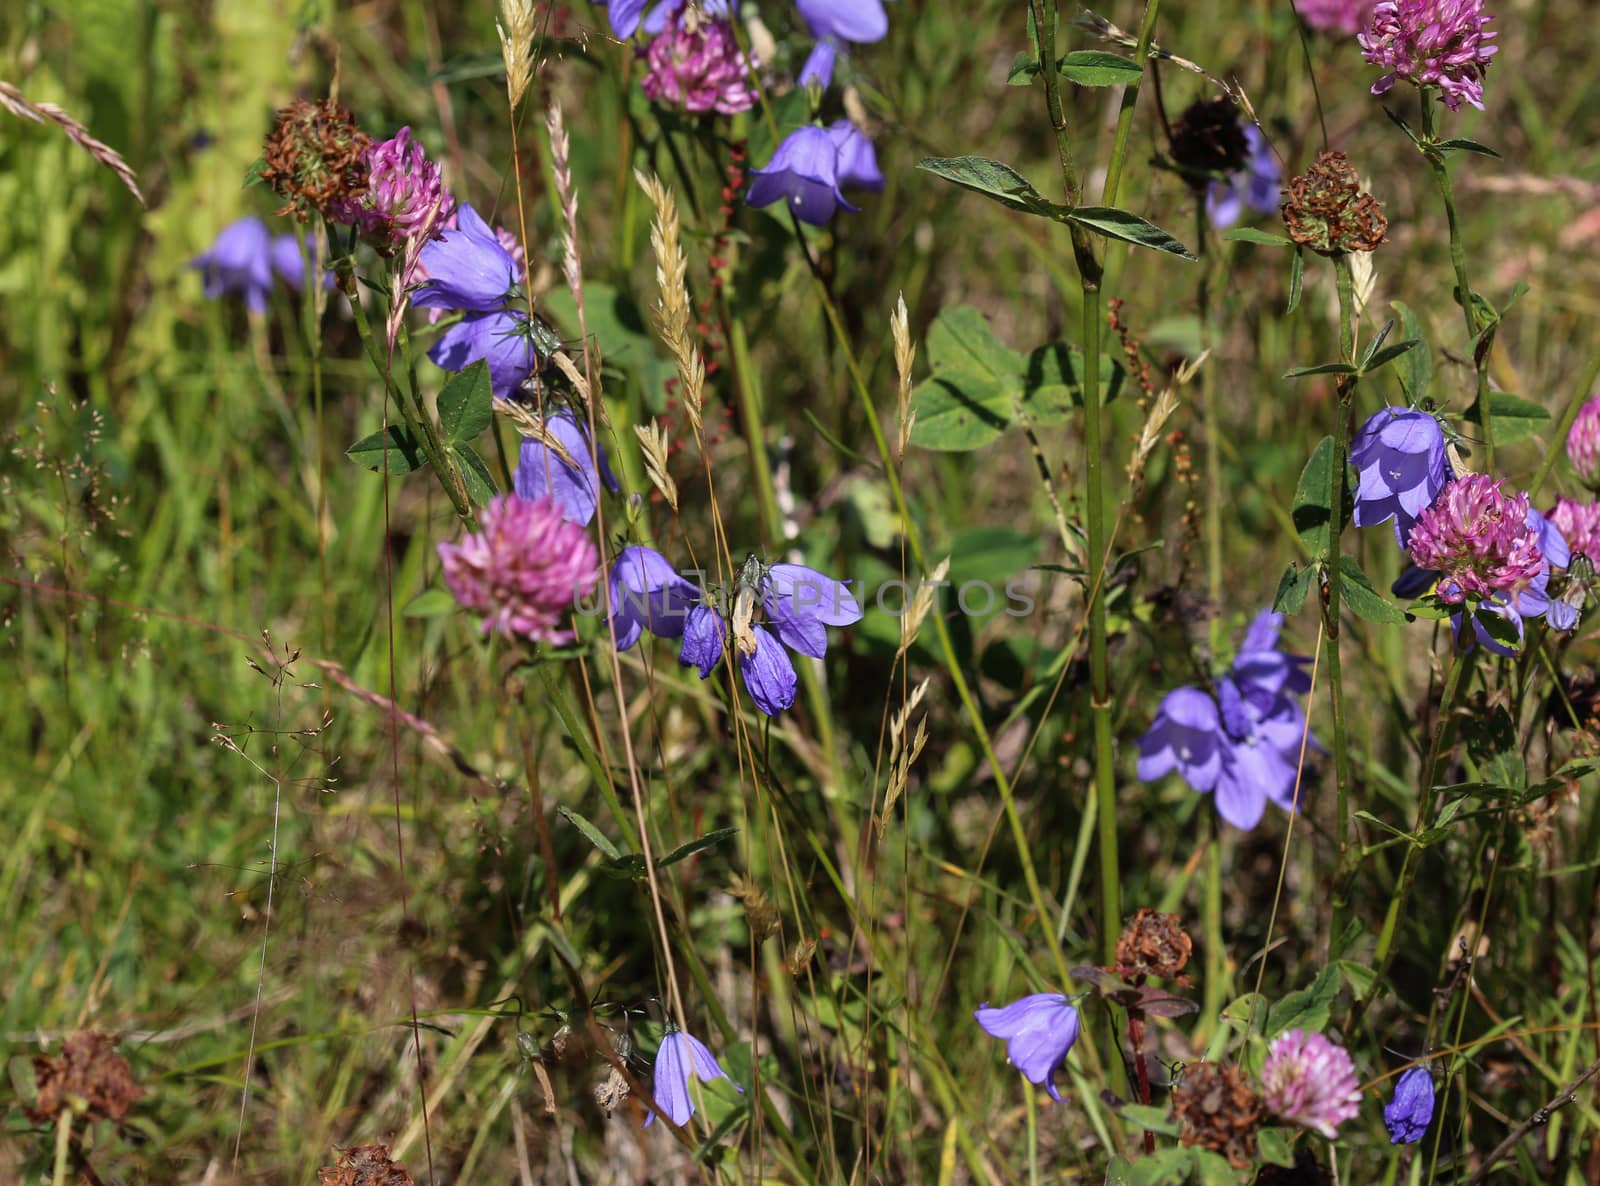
[1420,92,1493,469]
[1196,203,1223,648]
[1100,0,1163,210]
[1529,348,1600,499]
[1324,254,1357,942]
[1025,0,1118,968]
[1351,648,1473,1030]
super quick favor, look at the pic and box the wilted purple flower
[514,412,619,526]
[974,993,1081,1102]
[429,309,541,398]
[643,1027,739,1128]
[828,120,884,192]
[1350,406,1450,548]
[1549,497,1600,561]
[639,9,757,115]
[331,126,454,248]
[746,126,858,226]
[799,37,841,87]
[678,556,862,715]
[1384,1066,1435,1144]
[1261,1029,1362,1139]
[1359,0,1498,112]
[1567,396,1600,486]
[192,217,275,312]
[1295,0,1378,35]
[1137,611,1316,830]
[413,204,518,313]
[609,545,703,651]
[437,494,599,644]
[1206,124,1280,229]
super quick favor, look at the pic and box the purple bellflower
[1350,406,1450,548]
[514,411,619,526]
[828,120,884,191]
[413,203,518,313]
[678,556,863,715]
[608,545,704,651]
[1384,1066,1435,1144]
[428,310,540,398]
[1206,124,1281,229]
[192,217,275,312]
[1137,610,1316,830]
[746,126,858,225]
[795,0,889,89]
[1359,0,1498,112]
[974,993,1081,1102]
[643,1027,740,1128]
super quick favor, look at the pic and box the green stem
[1197,202,1222,649]
[1420,92,1493,469]
[1325,254,1357,942]
[1352,649,1472,1029]
[1100,0,1163,209]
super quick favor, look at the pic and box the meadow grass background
[5,0,1600,1182]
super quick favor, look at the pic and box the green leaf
[1103,1155,1135,1186]
[1130,1147,1191,1186]
[657,826,740,869]
[558,806,623,862]
[907,306,1025,451]
[1221,993,1268,1033]
[926,305,1026,377]
[1436,137,1501,158]
[1257,1128,1296,1168]
[242,157,267,188]
[1355,809,1414,841]
[1118,1103,1179,1137]
[1006,52,1039,85]
[1021,341,1123,422]
[1291,437,1335,557]
[347,424,427,474]
[1339,555,1407,624]
[453,442,499,506]
[1222,227,1291,246]
[1274,563,1314,616]
[1465,391,1550,446]
[1286,246,1305,315]
[1392,301,1432,401]
[1284,361,1359,379]
[437,360,494,443]
[917,155,1059,216]
[1336,959,1377,996]
[1064,206,1196,260]
[1057,50,1143,86]
[1266,964,1342,1038]
[403,589,459,618]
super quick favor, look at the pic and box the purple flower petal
[679,604,727,677]
[740,624,798,715]
[413,203,517,312]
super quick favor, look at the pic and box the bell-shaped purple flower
[1137,687,1225,793]
[677,558,862,716]
[192,217,275,312]
[1384,1066,1435,1144]
[828,120,884,192]
[608,545,703,651]
[1206,124,1281,229]
[799,37,842,87]
[1350,406,1450,548]
[428,309,540,398]
[745,126,858,226]
[643,1027,739,1128]
[796,0,888,44]
[973,993,1080,1102]
[513,412,618,525]
[413,203,517,313]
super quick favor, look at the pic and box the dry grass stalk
[899,557,948,656]
[634,168,706,439]
[1350,246,1377,318]
[1127,351,1206,484]
[892,292,916,460]
[545,102,585,341]
[491,397,583,470]
[498,0,538,109]
[881,678,930,833]
[1,80,145,206]
[634,419,679,511]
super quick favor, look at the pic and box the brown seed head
[26,1031,143,1125]
[261,98,371,223]
[317,1144,415,1186]
[1281,150,1387,255]
[1114,907,1194,981]
[1169,98,1249,182]
[1172,1061,1264,1170]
